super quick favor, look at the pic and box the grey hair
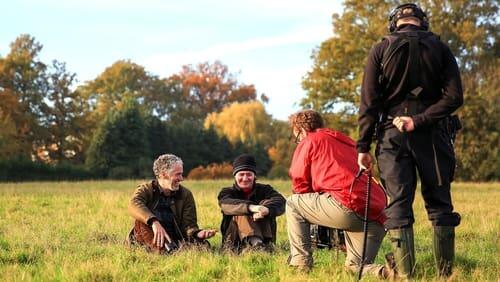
[153,154,183,178]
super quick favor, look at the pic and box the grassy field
[0,180,498,281]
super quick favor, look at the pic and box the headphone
[389,3,429,32]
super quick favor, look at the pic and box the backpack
[378,30,439,96]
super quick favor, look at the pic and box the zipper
[431,136,443,187]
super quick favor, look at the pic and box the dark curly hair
[288,110,324,132]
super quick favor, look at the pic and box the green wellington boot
[433,226,455,277]
[388,228,416,280]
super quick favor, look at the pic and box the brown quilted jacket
[128,180,201,240]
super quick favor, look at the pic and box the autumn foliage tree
[0,34,49,159]
[203,101,275,175]
[78,60,164,122]
[204,101,273,145]
[43,61,88,163]
[170,61,257,121]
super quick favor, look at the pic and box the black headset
[388,3,429,32]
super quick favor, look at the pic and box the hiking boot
[433,226,455,277]
[388,227,415,281]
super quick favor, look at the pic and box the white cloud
[136,22,336,120]
[140,23,332,77]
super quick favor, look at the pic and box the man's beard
[169,182,180,191]
[158,179,180,192]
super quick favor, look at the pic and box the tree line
[0,35,294,181]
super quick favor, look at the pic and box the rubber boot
[433,226,455,277]
[388,228,416,280]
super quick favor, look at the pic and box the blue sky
[0,0,343,120]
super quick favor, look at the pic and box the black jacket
[217,182,285,245]
[357,24,463,153]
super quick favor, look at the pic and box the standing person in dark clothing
[218,154,286,253]
[126,154,216,254]
[357,3,463,279]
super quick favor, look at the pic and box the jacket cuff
[146,216,158,226]
[412,114,426,128]
[356,143,371,153]
[188,227,202,240]
[267,207,275,217]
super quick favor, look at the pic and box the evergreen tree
[86,99,150,178]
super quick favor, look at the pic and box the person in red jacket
[286,110,393,278]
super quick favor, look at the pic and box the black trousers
[376,124,461,229]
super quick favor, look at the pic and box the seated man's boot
[388,227,415,281]
[433,226,455,278]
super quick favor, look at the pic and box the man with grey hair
[126,154,216,253]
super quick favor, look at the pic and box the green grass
[0,180,498,281]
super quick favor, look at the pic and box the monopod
[357,169,372,281]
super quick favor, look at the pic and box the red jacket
[289,128,387,225]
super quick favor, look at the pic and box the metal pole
[358,170,372,281]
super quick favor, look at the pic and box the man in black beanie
[217,154,286,253]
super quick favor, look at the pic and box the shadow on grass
[411,251,480,280]
[455,255,479,273]
[0,249,42,265]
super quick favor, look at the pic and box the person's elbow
[448,93,463,112]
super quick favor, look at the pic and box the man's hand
[249,204,270,220]
[252,212,265,220]
[151,220,172,248]
[393,116,415,132]
[249,205,269,215]
[196,229,217,239]
[358,152,373,171]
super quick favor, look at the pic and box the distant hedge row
[0,159,95,181]
[0,158,278,182]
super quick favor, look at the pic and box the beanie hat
[232,154,257,176]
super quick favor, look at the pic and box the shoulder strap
[380,33,408,74]
[378,33,409,90]
[408,31,435,97]
[407,32,421,95]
